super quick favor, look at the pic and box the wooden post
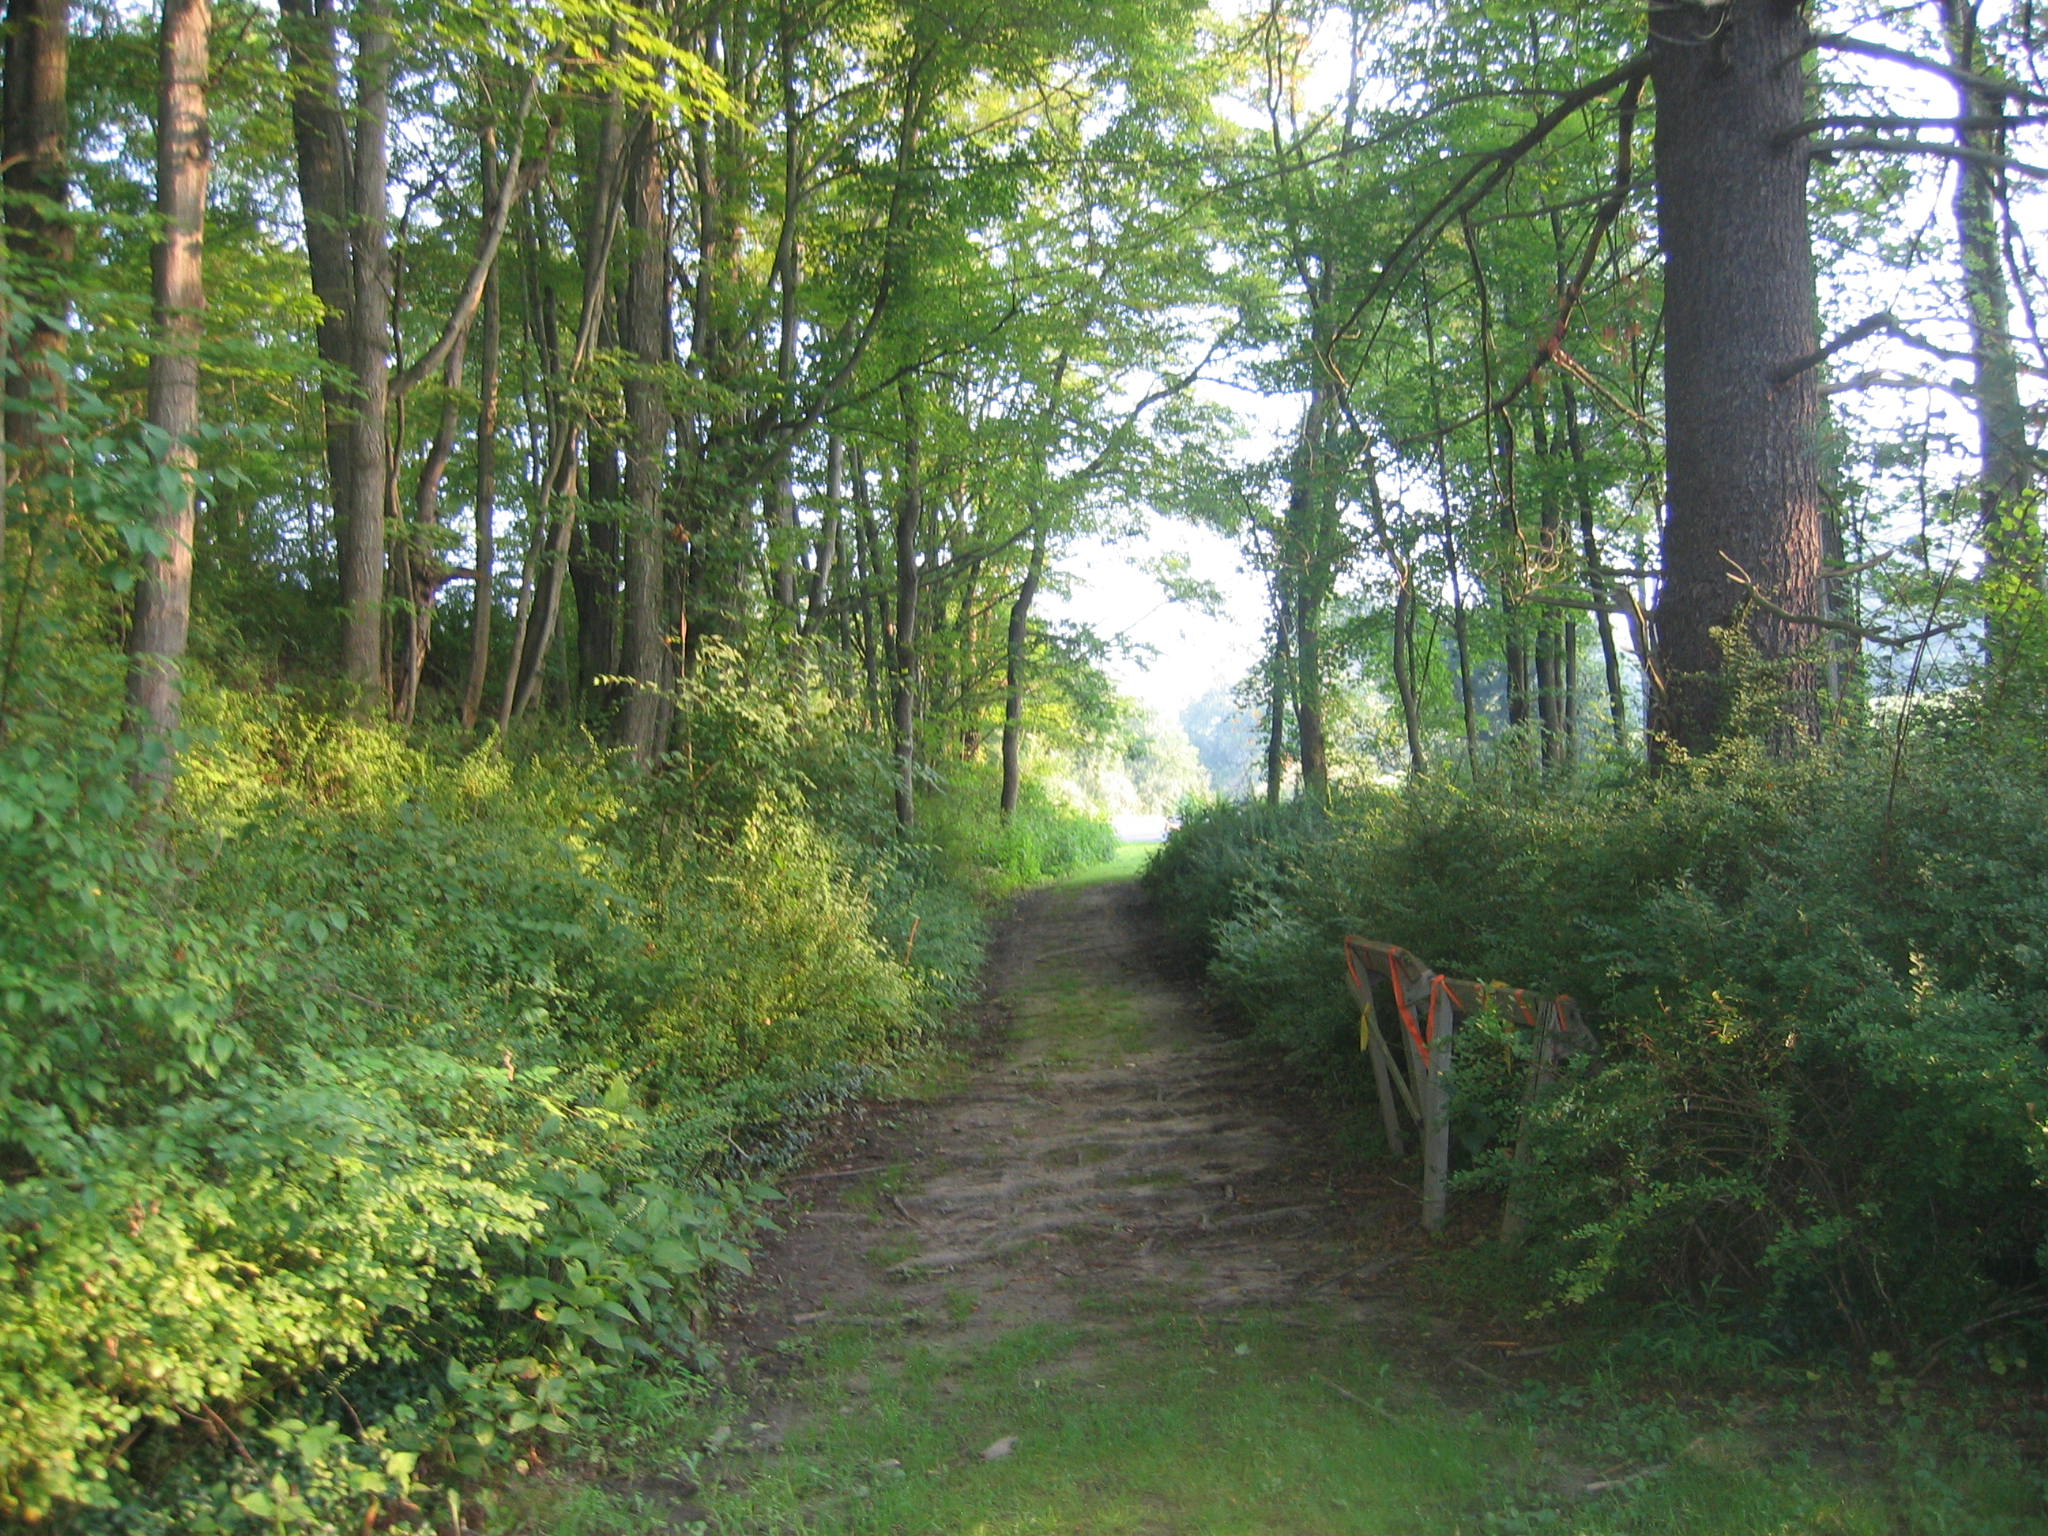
[1346,958,1409,1159]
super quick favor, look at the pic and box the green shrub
[1147,734,2048,1353]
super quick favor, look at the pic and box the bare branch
[1809,32,2048,109]
[1780,112,2048,143]
[1808,135,2048,179]
[1722,554,1969,647]
[1774,308,1894,385]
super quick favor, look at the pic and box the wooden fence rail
[1341,936,1591,1235]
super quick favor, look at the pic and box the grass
[1057,840,1155,887]
[499,1295,2047,1535]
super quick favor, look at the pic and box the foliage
[918,764,1119,896]
[0,656,1001,1526]
[1148,728,2048,1357]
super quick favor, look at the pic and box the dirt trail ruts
[725,874,1430,1370]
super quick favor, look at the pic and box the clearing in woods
[543,858,2043,1535]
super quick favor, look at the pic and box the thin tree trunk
[1560,378,1628,748]
[572,415,622,711]
[1265,570,1291,807]
[460,136,502,731]
[851,442,884,725]
[501,94,628,727]
[801,431,843,635]
[892,378,924,828]
[393,328,466,723]
[1000,514,1048,819]
[1423,291,1481,774]
[3,0,70,440]
[616,112,673,765]
[1940,0,2041,666]
[768,3,804,617]
[125,0,209,780]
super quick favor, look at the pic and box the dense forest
[3,0,2046,1526]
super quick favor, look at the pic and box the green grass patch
[510,1308,2045,1536]
[1056,840,1155,887]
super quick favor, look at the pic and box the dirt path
[735,876,1416,1349]
[665,873,1525,1533]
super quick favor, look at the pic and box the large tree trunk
[1649,0,1824,757]
[1939,0,2041,664]
[125,0,208,779]
[615,113,673,765]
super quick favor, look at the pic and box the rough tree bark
[125,0,209,777]
[1649,0,1825,756]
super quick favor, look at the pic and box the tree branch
[1325,53,1653,362]
[1722,554,1968,648]
[1779,111,2047,144]
[393,61,558,398]
[1807,135,2048,180]
[1808,33,2048,110]
[1774,308,1894,385]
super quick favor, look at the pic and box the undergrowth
[0,642,1107,1530]
[1145,718,2048,1368]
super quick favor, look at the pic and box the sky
[1042,514,1269,722]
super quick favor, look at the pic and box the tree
[1647,0,1825,756]
[125,0,210,776]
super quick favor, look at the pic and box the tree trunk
[1000,514,1048,819]
[1939,0,2041,665]
[338,0,393,702]
[571,423,621,712]
[392,329,466,723]
[892,377,924,828]
[1561,378,1629,749]
[801,431,843,635]
[1265,573,1291,807]
[1649,0,1824,757]
[3,0,70,437]
[1284,391,1334,801]
[277,0,355,526]
[125,0,208,779]
[616,113,673,765]
[459,137,502,731]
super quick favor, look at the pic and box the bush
[0,675,974,1527]
[1146,734,2048,1354]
